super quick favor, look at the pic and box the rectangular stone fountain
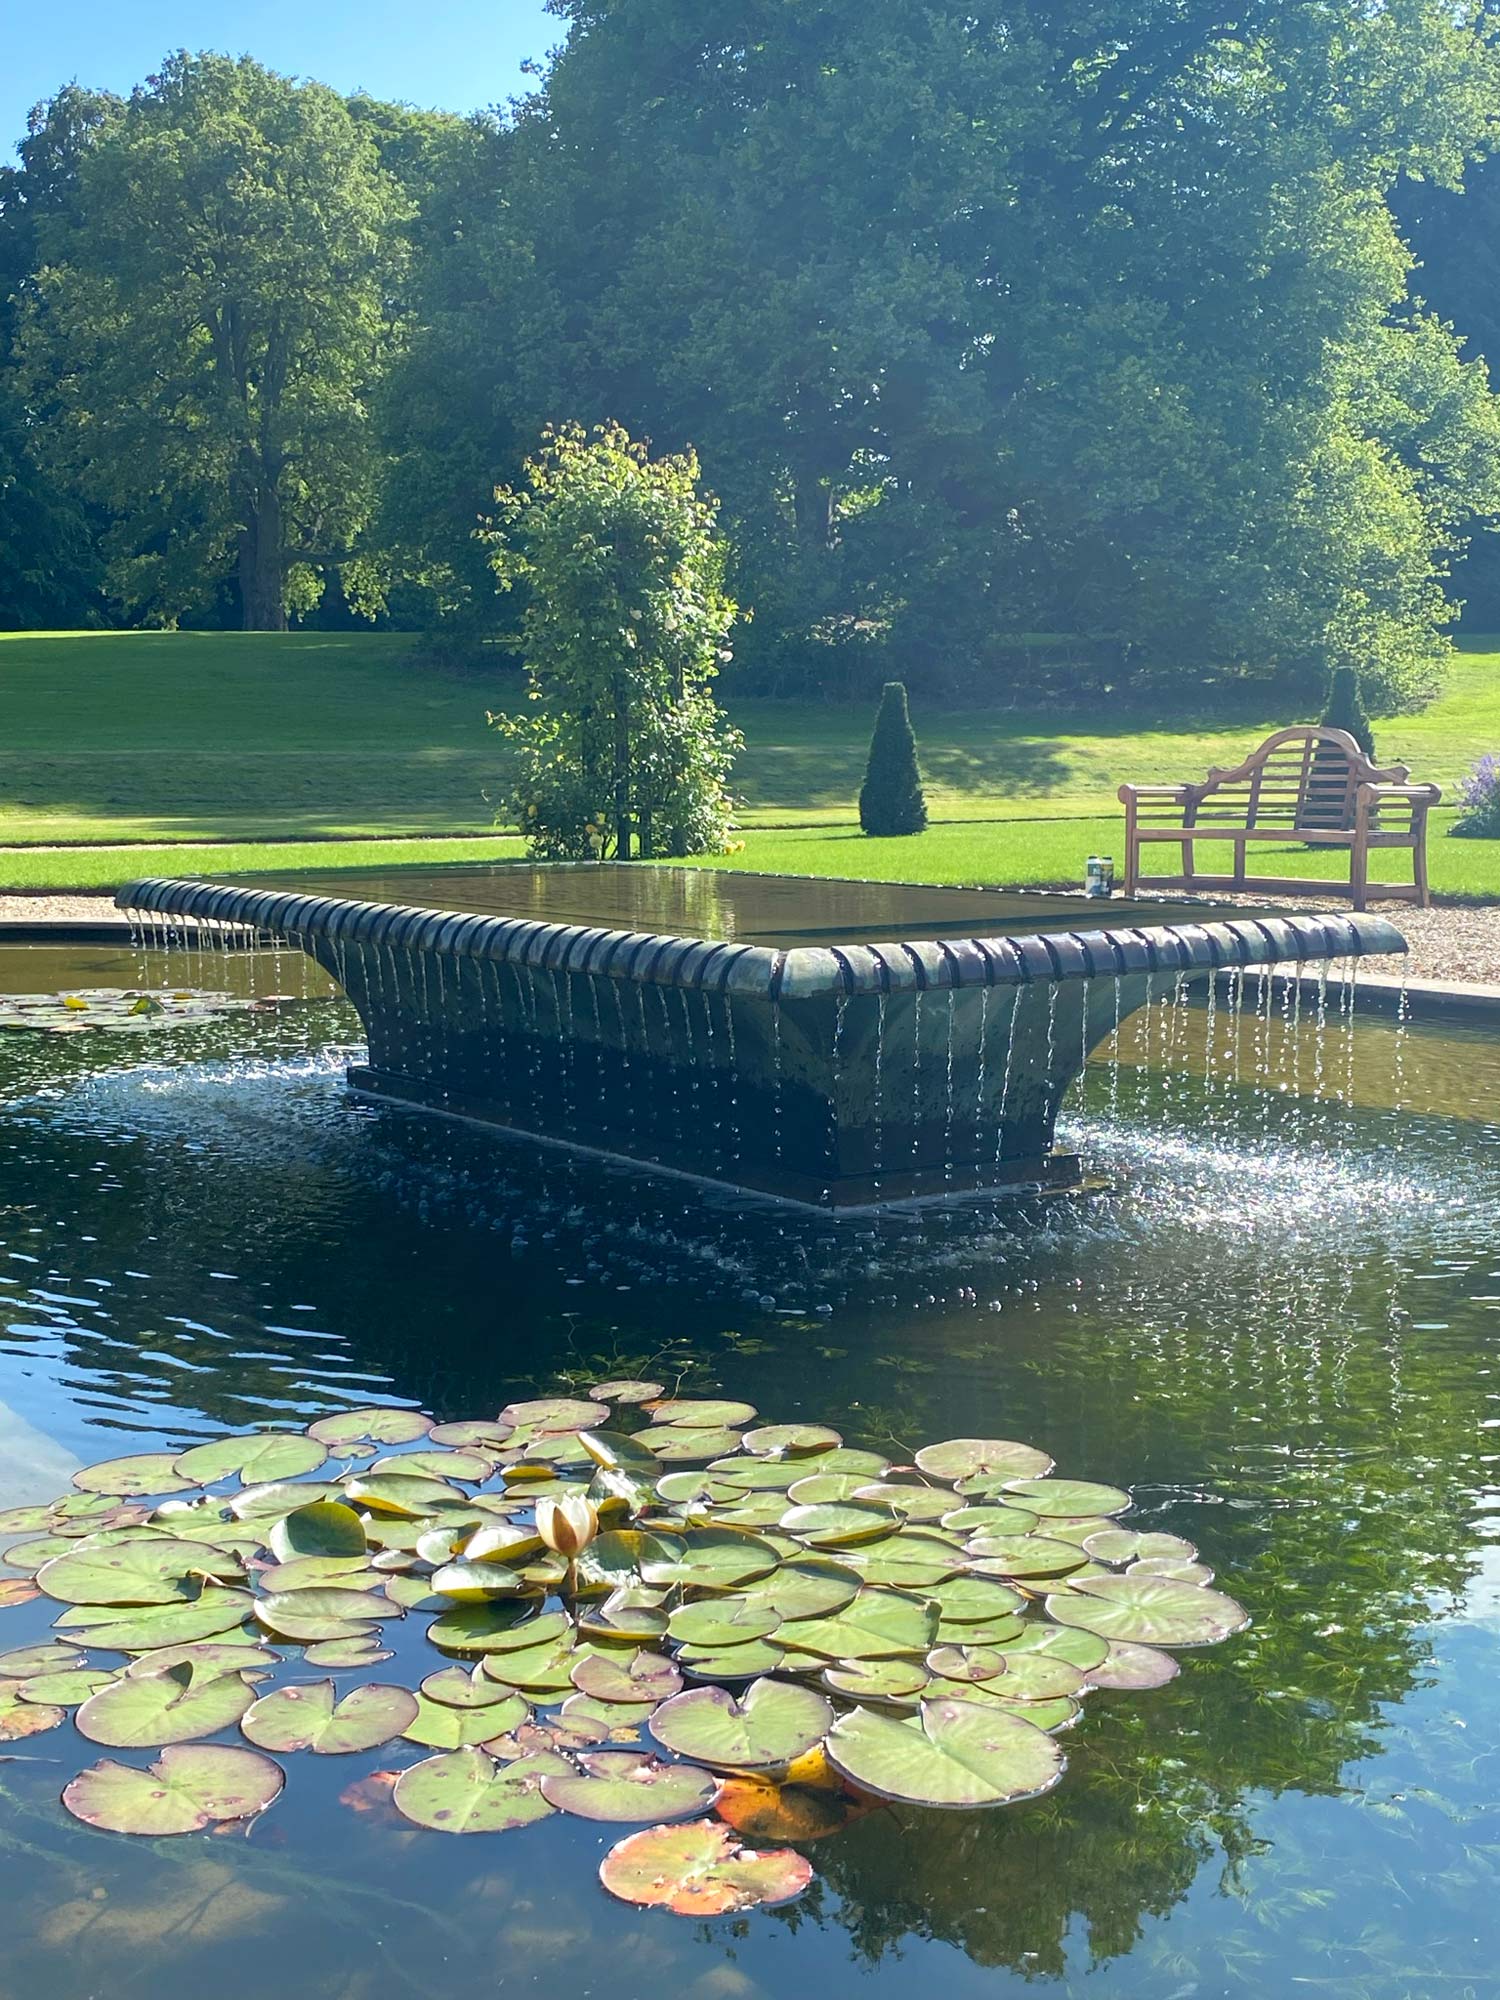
[116,866,1405,1207]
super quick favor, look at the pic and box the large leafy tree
[16,54,410,629]
[423,0,1500,706]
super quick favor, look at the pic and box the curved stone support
[115,875,1406,1207]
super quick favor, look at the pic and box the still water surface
[0,966,1497,1999]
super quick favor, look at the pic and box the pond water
[0,952,1497,2000]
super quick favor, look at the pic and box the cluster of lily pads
[0,1387,1247,1916]
[0,988,278,1035]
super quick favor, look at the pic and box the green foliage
[859,683,928,837]
[484,422,742,860]
[12,55,410,629]
[1319,667,1377,759]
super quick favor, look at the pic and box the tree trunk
[238,479,286,632]
[612,673,632,860]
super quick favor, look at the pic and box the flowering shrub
[1452,754,1500,838]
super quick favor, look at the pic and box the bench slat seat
[1117,726,1439,910]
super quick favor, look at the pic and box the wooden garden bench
[1117,726,1440,910]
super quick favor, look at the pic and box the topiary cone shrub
[1319,666,1375,759]
[859,682,928,836]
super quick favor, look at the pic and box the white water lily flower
[535,1493,599,1561]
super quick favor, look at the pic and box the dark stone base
[346,1065,1083,1210]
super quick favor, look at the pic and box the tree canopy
[5,13,1500,704]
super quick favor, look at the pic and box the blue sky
[5,0,558,157]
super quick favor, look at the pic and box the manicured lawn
[0,627,1495,895]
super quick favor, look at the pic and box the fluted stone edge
[115,878,1408,997]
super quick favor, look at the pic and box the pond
[0,947,1497,2000]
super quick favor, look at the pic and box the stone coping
[114,876,1407,998]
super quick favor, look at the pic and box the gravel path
[2,891,1498,987]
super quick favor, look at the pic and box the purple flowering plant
[1453,754,1500,837]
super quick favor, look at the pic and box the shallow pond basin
[0,949,1496,1999]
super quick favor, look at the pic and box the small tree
[859,682,928,836]
[484,422,742,860]
[1319,666,1376,758]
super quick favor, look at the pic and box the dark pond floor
[0,960,1497,1999]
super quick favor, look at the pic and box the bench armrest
[1354,780,1441,832]
[1117,783,1194,805]
[1355,781,1441,806]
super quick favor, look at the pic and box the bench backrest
[1189,727,1409,831]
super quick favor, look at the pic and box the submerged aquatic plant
[0,1388,1247,1914]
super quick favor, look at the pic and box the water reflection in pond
[0,963,1496,1999]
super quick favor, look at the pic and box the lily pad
[254,1586,391,1643]
[479,1634,578,1696]
[307,1408,433,1448]
[635,1426,745,1463]
[1085,1641,1182,1689]
[639,1530,780,1591]
[421,1664,523,1710]
[174,1432,328,1486]
[676,1640,788,1681]
[429,1561,532,1602]
[755,1562,859,1621]
[1003,1478,1132,1519]
[241,1679,419,1753]
[832,1534,962,1589]
[343,1472,465,1518]
[427,1603,559,1655]
[648,1398,758,1429]
[540,1750,717,1822]
[822,1657,929,1702]
[741,1423,842,1457]
[370,1448,494,1484]
[963,1534,1091,1579]
[126,1642,275,1677]
[1083,1527,1199,1566]
[55,1589,252,1653]
[913,1439,1054,1485]
[304,1637,394,1668]
[588,1379,666,1404]
[499,1397,610,1434]
[75,1661,256,1746]
[650,1677,831,1770]
[599,1820,812,1915]
[854,1482,952,1523]
[666,1597,780,1649]
[63,1743,284,1835]
[257,1557,379,1593]
[269,1501,368,1562]
[0,1688,65,1738]
[402,1690,529,1747]
[18,1668,118,1705]
[1129,1557,1216,1585]
[391,1745,567,1832]
[778,1585,937,1661]
[827,1695,1064,1807]
[570,1650,682,1704]
[1044,1575,1249,1648]
[994,1624,1109,1672]
[0,1642,85,1678]
[72,1452,194,1498]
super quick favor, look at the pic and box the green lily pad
[1083,1527,1199,1566]
[588,1379,666,1404]
[832,1534,962,1589]
[676,1639,788,1680]
[853,1483,952,1523]
[253,1586,390,1643]
[755,1562,859,1621]
[241,1679,419,1753]
[75,1661,256,1746]
[913,1439,1054,1485]
[540,1750,716,1823]
[307,1408,433,1448]
[303,1636,394,1668]
[1003,1478,1132,1519]
[18,1668,118,1704]
[635,1426,745,1462]
[429,1561,533,1602]
[666,1597,780,1649]
[421,1664,523,1710]
[256,1557,378,1593]
[269,1501,368,1562]
[459,1523,544,1565]
[125,1642,276,1678]
[923,1576,1028,1627]
[500,1397,610,1434]
[778,1585,938,1662]
[599,1820,813,1915]
[479,1634,578,1695]
[63,1744,284,1835]
[1085,1641,1182,1689]
[401,1689,529,1747]
[994,1624,1109,1672]
[0,1642,85,1678]
[648,1398,758,1429]
[570,1650,682,1704]
[940,1504,1041,1536]
[370,1447,494,1484]
[827,1694,1064,1807]
[72,1453,194,1498]
[427,1603,558,1655]
[3,1535,80,1573]
[925,1644,1009,1685]
[0,1503,56,1533]
[706,1460,805,1493]
[55,1589,252,1652]
[741,1423,842,1457]
[1044,1575,1249,1647]
[0,1688,65,1738]
[229,1480,339,1521]
[639,1530,780,1590]
[780,1502,892,1548]
[650,1677,831,1770]
[963,1534,1091,1579]
[560,1690,653,1736]
[784,1473,875,1506]
[427,1420,514,1449]
[1129,1557,1215,1584]
[174,1432,328,1486]
[391,1745,568,1832]
[823,1657,929,1702]
[343,1473,466,1518]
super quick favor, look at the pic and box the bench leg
[1124,831,1139,898]
[1180,834,1194,888]
[1233,835,1246,888]
[1351,834,1369,913]
[1413,833,1431,909]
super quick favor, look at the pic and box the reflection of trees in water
[3,1017,1494,1982]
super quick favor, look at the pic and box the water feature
[116,867,1404,1204]
[0,928,1495,1996]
